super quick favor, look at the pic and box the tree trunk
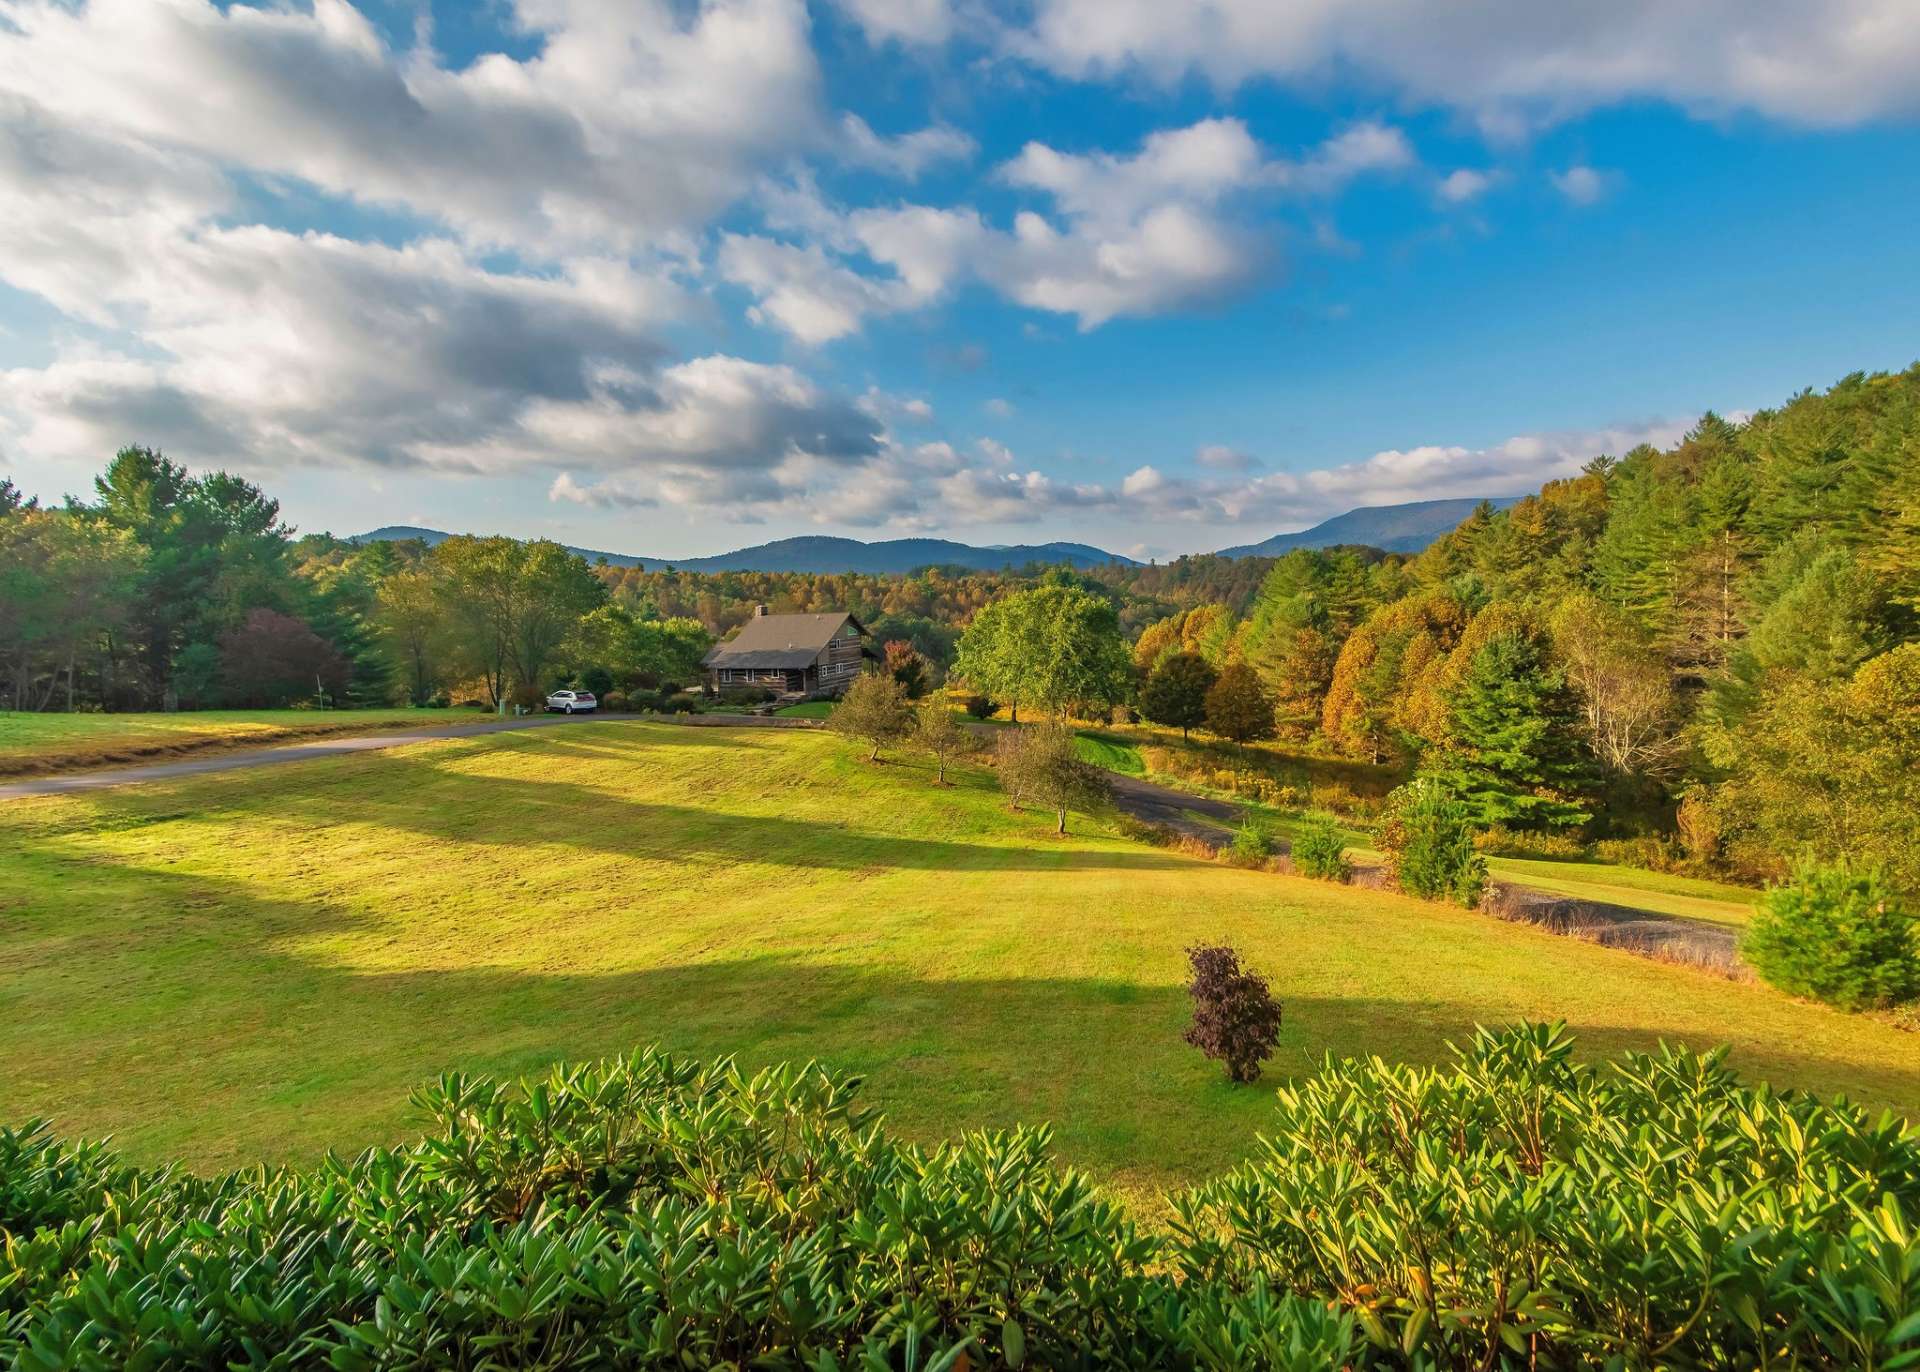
[1056,804,1067,836]
[869,737,881,762]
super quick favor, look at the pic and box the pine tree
[1423,631,1593,830]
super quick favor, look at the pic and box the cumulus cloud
[717,234,925,344]
[732,118,1411,338]
[1109,417,1693,532]
[1549,164,1615,205]
[1009,0,1920,130]
[1436,168,1498,204]
[838,114,976,178]
[0,0,925,520]
[829,0,956,46]
[0,0,823,254]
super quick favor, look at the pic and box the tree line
[0,449,710,713]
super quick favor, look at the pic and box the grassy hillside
[0,722,1910,1214]
[0,708,474,776]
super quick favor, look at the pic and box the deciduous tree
[994,722,1111,835]
[1138,651,1215,739]
[1203,661,1276,745]
[830,671,914,762]
[914,697,971,784]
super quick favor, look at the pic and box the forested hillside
[1132,365,1919,891]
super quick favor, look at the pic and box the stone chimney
[754,603,769,617]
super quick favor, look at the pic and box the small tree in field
[914,697,971,785]
[1377,778,1487,907]
[1291,813,1352,882]
[1139,651,1216,739]
[1742,861,1919,1011]
[830,671,914,762]
[1204,662,1277,746]
[995,723,1111,835]
[1183,945,1283,1084]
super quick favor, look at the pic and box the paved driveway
[0,714,615,799]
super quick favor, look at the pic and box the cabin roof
[703,611,867,669]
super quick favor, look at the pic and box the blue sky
[3,1,1917,559]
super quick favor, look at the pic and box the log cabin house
[702,606,876,699]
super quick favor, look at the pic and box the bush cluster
[8,1030,1919,1369]
[1225,821,1273,867]
[1376,778,1488,907]
[1742,860,1920,1011]
[1288,813,1351,882]
[1174,1022,1920,1369]
[0,1050,1355,1371]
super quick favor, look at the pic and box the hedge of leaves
[5,1028,1918,1370]
[1174,1023,1920,1369]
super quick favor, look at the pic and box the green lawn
[773,701,836,719]
[1,722,1910,1216]
[1073,730,1145,775]
[0,708,475,777]
[1182,797,1758,929]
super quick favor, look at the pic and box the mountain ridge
[1212,497,1523,558]
[350,496,1519,573]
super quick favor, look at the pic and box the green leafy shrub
[962,692,996,719]
[6,1032,1920,1369]
[1226,821,1273,867]
[1290,813,1351,881]
[0,1051,1356,1371]
[599,690,629,712]
[1376,777,1487,907]
[1742,860,1920,1010]
[1171,1022,1920,1370]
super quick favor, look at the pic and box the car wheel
[564,703,574,714]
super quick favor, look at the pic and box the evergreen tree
[1423,630,1593,830]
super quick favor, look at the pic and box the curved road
[0,713,615,799]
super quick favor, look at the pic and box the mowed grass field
[1,721,1913,1212]
[0,708,476,777]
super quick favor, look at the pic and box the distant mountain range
[349,527,1132,573]
[351,495,1519,574]
[1212,497,1522,558]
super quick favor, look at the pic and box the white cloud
[717,234,924,344]
[838,114,976,179]
[1550,164,1615,205]
[0,0,823,255]
[1436,168,1497,203]
[984,397,1015,418]
[1009,0,1920,130]
[830,0,955,46]
[530,409,1694,537]
[733,118,1410,338]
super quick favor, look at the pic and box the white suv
[545,689,597,714]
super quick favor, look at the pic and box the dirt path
[1103,770,1742,975]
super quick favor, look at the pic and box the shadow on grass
[44,733,1167,875]
[6,830,1919,1183]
